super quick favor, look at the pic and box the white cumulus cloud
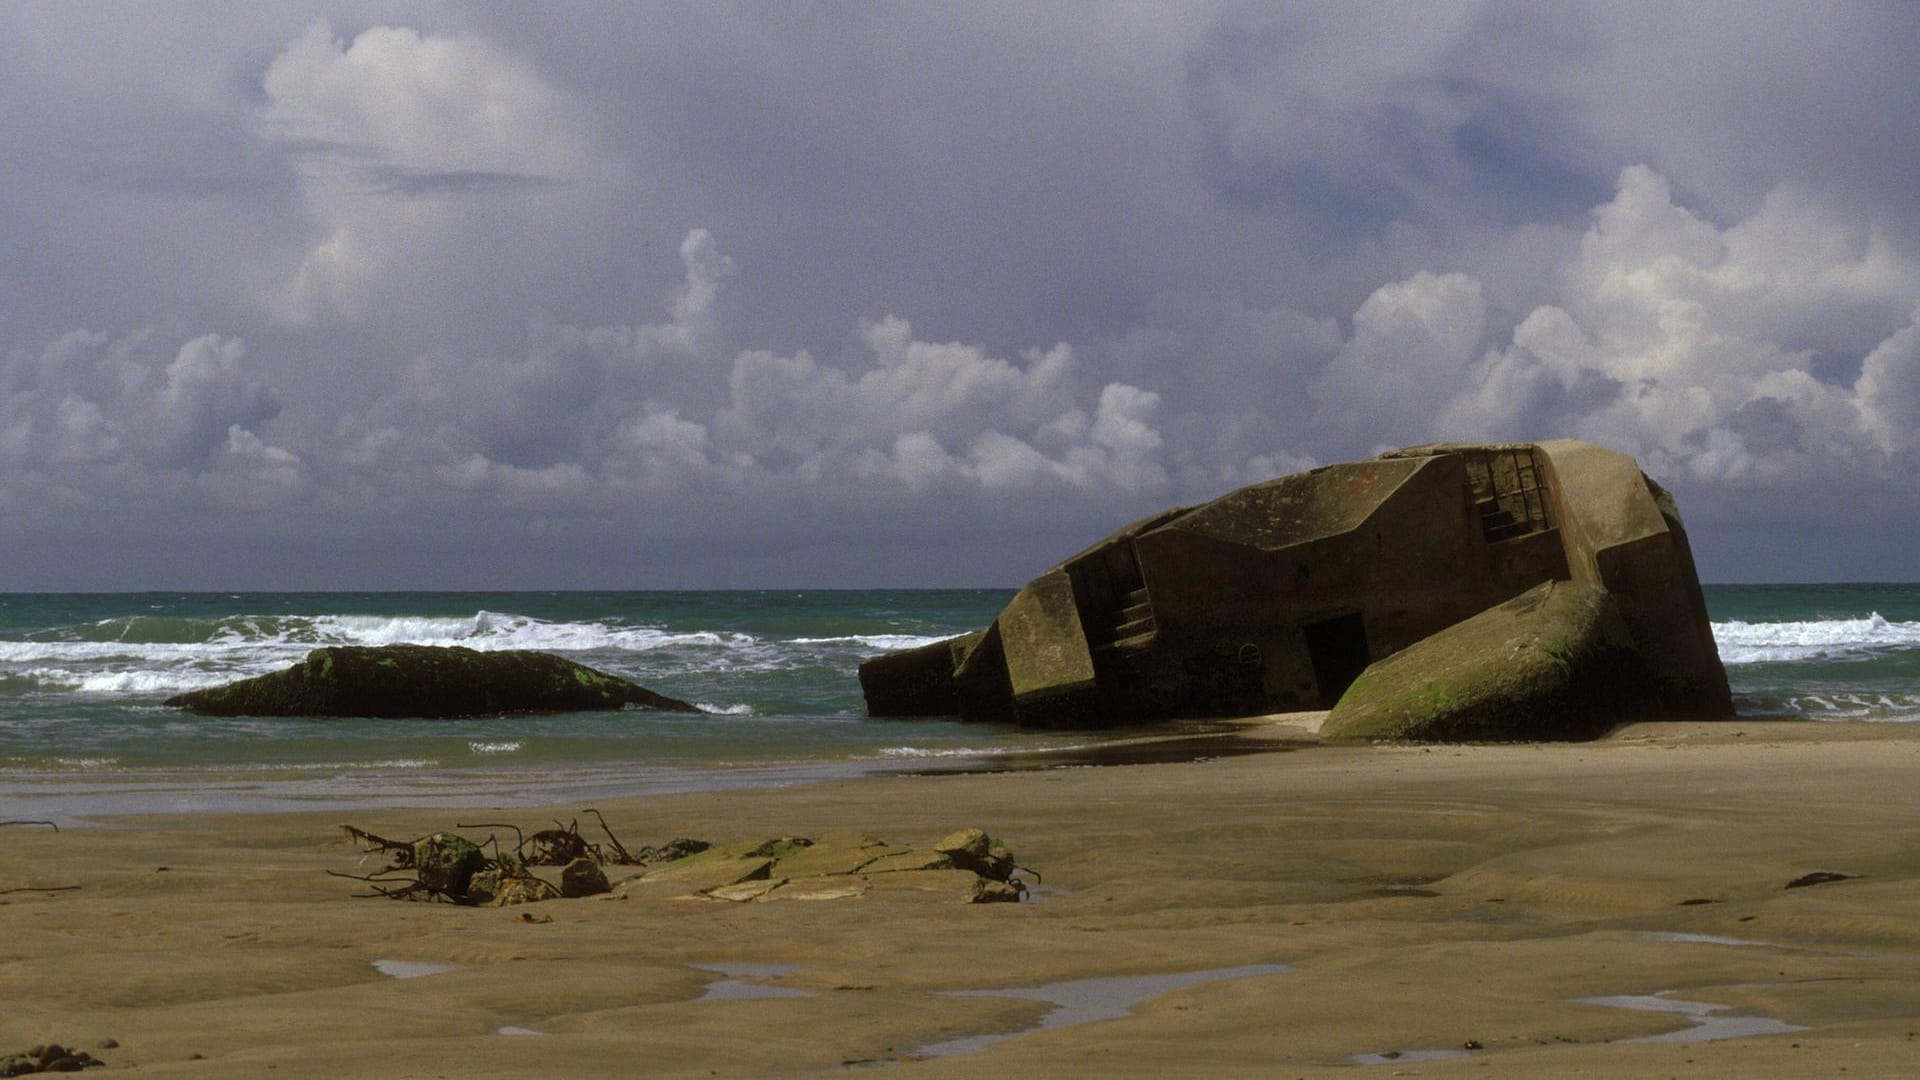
[1300,165,1920,493]
[0,329,300,511]
[255,20,605,326]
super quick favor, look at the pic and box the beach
[5,716,1919,1077]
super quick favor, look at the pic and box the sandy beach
[5,718,1920,1077]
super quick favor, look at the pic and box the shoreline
[5,718,1920,1076]
[0,715,1299,826]
[3,710,1908,829]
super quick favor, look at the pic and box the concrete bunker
[859,440,1732,738]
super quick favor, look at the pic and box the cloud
[200,425,310,508]
[330,229,1173,508]
[0,329,300,511]
[259,21,591,185]
[1184,6,1610,232]
[1294,166,1920,495]
[1856,319,1920,456]
[9,6,1920,585]
[255,20,604,326]
[151,334,281,464]
[1309,270,1487,446]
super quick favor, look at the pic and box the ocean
[3,585,1917,820]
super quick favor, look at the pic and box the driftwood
[585,809,638,864]
[2,823,71,896]
[453,809,644,867]
[331,827,489,902]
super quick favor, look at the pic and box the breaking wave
[1712,613,1920,665]
[789,634,950,650]
[1760,693,1920,720]
[10,610,757,655]
[0,607,954,706]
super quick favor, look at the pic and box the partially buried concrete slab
[614,830,1025,904]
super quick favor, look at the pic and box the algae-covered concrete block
[998,569,1101,728]
[622,839,782,895]
[769,832,889,878]
[859,850,954,874]
[1322,580,1646,742]
[860,869,1009,903]
[706,879,787,902]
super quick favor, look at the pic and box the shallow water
[1574,992,1806,1043]
[371,959,459,979]
[913,964,1293,1057]
[1351,1048,1470,1064]
[1639,931,1779,948]
[694,963,813,1001]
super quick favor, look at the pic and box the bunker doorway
[1304,613,1371,708]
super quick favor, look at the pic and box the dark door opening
[1304,612,1371,708]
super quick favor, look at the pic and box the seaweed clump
[1,1044,107,1075]
[333,810,709,907]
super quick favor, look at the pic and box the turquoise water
[0,590,1023,817]
[1,585,1915,817]
[1702,583,1920,720]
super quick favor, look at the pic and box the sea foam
[0,606,944,705]
[1712,612,1920,664]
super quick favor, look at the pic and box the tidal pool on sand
[694,963,813,1001]
[913,964,1293,1058]
[372,959,459,979]
[1575,992,1806,1043]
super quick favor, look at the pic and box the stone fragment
[933,828,990,859]
[705,879,786,902]
[559,858,610,898]
[861,869,1005,903]
[486,875,561,907]
[933,828,1018,881]
[618,838,785,895]
[632,837,710,864]
[763,881,869,901]
[859,850,953,874]
[973,879,1023,903]
[463,868,505,906]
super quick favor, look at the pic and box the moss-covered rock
[411,832,488,898]
[1322,580,1654,742]
[165,644,698,718]
[559,857,611,898]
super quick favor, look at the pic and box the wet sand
[4,717,1920,1077]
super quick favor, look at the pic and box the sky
[4,1,1919,589]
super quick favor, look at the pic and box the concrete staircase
[1105,586,1157,650]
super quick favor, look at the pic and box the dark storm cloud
[2,1,1919,587]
